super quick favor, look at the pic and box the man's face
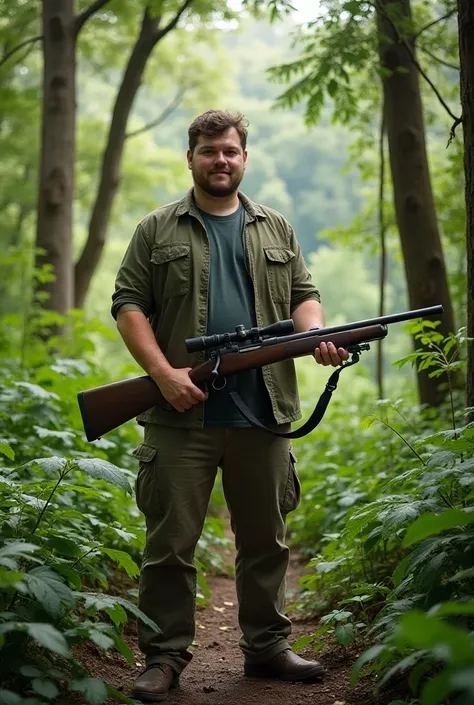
[187,127,247,197]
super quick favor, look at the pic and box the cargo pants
[133,423,301,674]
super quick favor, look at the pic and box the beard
[192,165,244,197]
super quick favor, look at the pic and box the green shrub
[291,326,474,705]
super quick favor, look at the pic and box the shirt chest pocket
[151,244,191,298]
[264,247,295,304]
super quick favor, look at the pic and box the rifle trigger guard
[212,376,227,391]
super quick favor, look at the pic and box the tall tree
[268,0,458,406]
[377,0,455,405]
[35,0,111,315]
[457,0,474,413]
[74,1,192,309]
[36,0,76,315]
[34,0,235,313]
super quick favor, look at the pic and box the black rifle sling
[227,354,360,438]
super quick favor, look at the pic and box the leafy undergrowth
[0,334,230,704]
[1,313,472,705]
[289,325,474,705]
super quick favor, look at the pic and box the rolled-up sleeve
[288,225,320,312]
[111,223,154,320]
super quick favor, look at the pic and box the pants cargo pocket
[132,442,161,518]
[281,448,301,515]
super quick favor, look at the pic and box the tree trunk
[377,0,456,406]
[73,10,162,308]
[35,0,75,315]
[457,0,474,415]
[74,0,193,309]
[377,107,387,399]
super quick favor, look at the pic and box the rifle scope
[185,319,295,354]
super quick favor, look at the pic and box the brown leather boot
[132,663,179,702]
[244,648,326,682]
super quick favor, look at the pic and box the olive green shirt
[111,189,320,428]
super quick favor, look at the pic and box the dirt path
[79,550,378,705]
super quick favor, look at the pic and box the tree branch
[74,0,113,37]
[155,0,194,40]
[447,116,462,147]
[413,8,457,42]
[374,1,461,126]
[400,45,460,123]
[417,44,460,71]
[0,35,42,70]
[126,88,186,139]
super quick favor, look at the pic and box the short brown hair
[188,110,249,152]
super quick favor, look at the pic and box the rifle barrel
[262,305,443,346]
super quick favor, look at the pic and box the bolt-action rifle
[77,305,443,442]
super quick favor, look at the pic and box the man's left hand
[314,341,350,367]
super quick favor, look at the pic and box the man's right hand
[154,367,208,412]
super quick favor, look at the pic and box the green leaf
[409,659,434,694]
[377,650,429,690]
[20,666,43,678]
[403,509,474,546]
[53,564,83,590]
[291,634,315,651]
[77,592,160,633]
[24,567,75,617]
[0,567,25,590]
[90,630,114,651]
[57,483,104,499]
[109,526,137,542]
[70,678,107,705]
[0,441,14,461]
[74,459,132,493]
[429,600,474,618]
[15,382,59,400]
[105,684,136,703]
[343,0,361,13]
[0,690,23,705]
[451,667,474,693]
[421,670,452,705]
[113,634,135,665]
[105,603,128,628]
[382,501,427,533]
[321,609,352,625]
[0,541,39,560]
[100,548,139,578]
[397,611,474,663]
[327,79,338,98]
[26,623,70,657]
[427,451,458,468]
[334,623,355,646]
[392,553,412,586]
[44,536,83,558]
[31,679,59,700]
[448,567,474,582]
[33,426,75,441]
[29,457,68,473]
[351,644,387,685]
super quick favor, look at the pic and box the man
[111,110,348,702]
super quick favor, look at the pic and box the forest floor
[74,540,390,705]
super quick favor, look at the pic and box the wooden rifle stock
[77,325,386,442]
